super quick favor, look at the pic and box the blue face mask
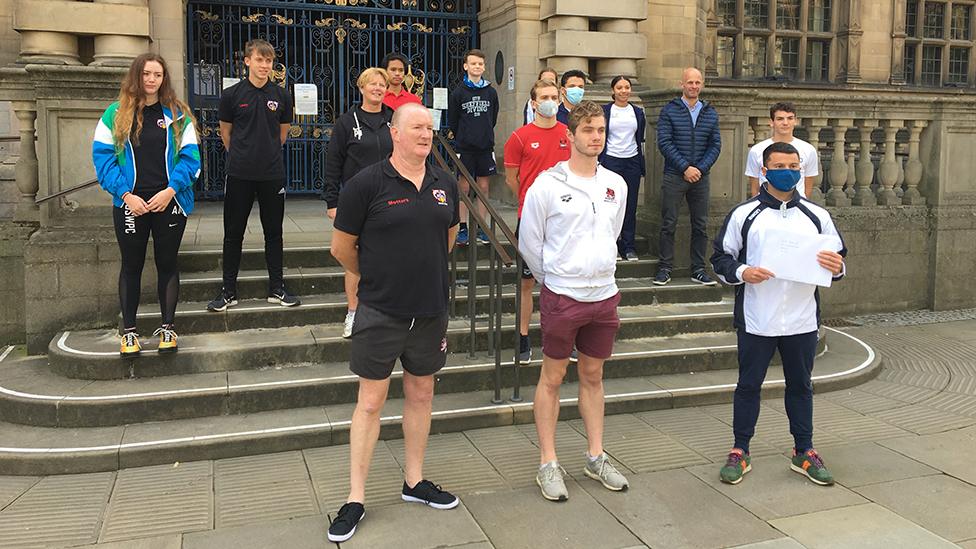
[565,87,584,105]
[765,169,801,192]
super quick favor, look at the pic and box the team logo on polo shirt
[156,118,165,129]
[604,188,617,203]
[267,100,279,112]
[559,138,568,148]
[560,194,572,203]
[530,142,540,149]
[432,189,448,205]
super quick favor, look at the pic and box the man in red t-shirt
[382,53,423,110]
[504,78,571,363]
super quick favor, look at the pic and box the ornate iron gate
[186,0,478,199]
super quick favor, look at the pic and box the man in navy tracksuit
[448,48,499,246]
[711,141,847,487]
[655,67,721,287]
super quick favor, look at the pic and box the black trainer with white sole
[401,480,459,509]
[690,270,718,286]
[328,501,365,543]
[206,290,238,312]
[268,288,301,307]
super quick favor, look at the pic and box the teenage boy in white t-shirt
[744,102,819,198]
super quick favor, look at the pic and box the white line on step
[6,343,739,402]
[56,332,198,357]
[0,346,13,363]
[0,328,875,455]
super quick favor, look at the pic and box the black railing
[35,178,98,205]
[431,134,525,404]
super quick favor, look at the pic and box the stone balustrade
[639,84,976,211]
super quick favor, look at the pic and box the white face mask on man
[536,99,559,118]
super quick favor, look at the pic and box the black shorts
[458,151,497,178]
[349,302,450,380]
[515,220,534,280]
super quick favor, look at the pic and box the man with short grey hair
[327,103,461,542]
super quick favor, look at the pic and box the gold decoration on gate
[241,13,263,23]
[195,10,219,22]
[412,22,433,33]
[315,17,337,27]
[289,125,303,138]
[336,28,348,44]
[450,25,470,35]
[404,65,425,95]
[387,22,408,31]
[348,19,367,29]
[271,14,295,25]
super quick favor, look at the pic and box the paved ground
[2,317,976,548]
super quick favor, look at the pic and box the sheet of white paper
[758,230,843,287]
[429,109,441,131]
[222,77,240,90]
[432,87,449,110]
[293,84,318,115]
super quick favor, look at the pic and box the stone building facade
[0,0,975,348]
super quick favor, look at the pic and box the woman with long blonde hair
[92,53,200,357]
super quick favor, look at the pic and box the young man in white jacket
[711,141,846,487]
[518,100,630,502]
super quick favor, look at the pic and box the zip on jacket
[92,101,201,215]
[518,161,628,297]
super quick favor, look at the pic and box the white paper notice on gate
[432,87,449,110]
[294,84,318,116]
[758,229,843,287]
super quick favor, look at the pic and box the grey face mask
[536,99,559,118]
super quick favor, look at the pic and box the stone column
[852,120,877,206]
[750,117,769,144]
[594,19,638,81]
[826,119,852,206]
[91,0,150,67]
[11,102,38,223]
[805,118,827,204]
[902,120,927,205]
[17,31,80,65]
[544,16,589,76]
[876,121,902,205]
[890,1,908,85]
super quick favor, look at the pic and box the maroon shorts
[539,285,621,360]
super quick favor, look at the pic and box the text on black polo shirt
[333,159,460,318]
[218,78,293,181]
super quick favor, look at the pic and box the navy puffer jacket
[656,97,722,176]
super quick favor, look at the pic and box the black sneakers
[401,479,460,509]
[691,270,718,286]
[652,269,671,286]
[268,288,301,307]
[206,289,237,312]
[327,501,365,543]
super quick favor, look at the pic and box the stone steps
[153,258,668,303]
[129,281,726,335]
[55,301,736,379]
[3,332,745,428]
[0,326,880,475]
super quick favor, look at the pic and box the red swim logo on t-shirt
[267,100,279,111]
[605,188,616,203]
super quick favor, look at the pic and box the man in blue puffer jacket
[654,67,722,287]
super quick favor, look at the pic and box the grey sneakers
[583,453,629,491]
[537,454,629,501]
[536,461,568,502]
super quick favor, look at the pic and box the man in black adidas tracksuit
[711,141,846,487]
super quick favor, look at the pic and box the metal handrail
[431,134,525,404]
[35,178,99,205]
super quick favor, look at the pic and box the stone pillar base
[91,34,150,67]
[17,31,82,65]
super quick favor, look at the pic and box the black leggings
[113,200,187,331]
[221,175,285,294]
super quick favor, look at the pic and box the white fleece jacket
[518,161,628,301]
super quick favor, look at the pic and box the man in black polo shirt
[207,38,300,311]
[326,103,460,543]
